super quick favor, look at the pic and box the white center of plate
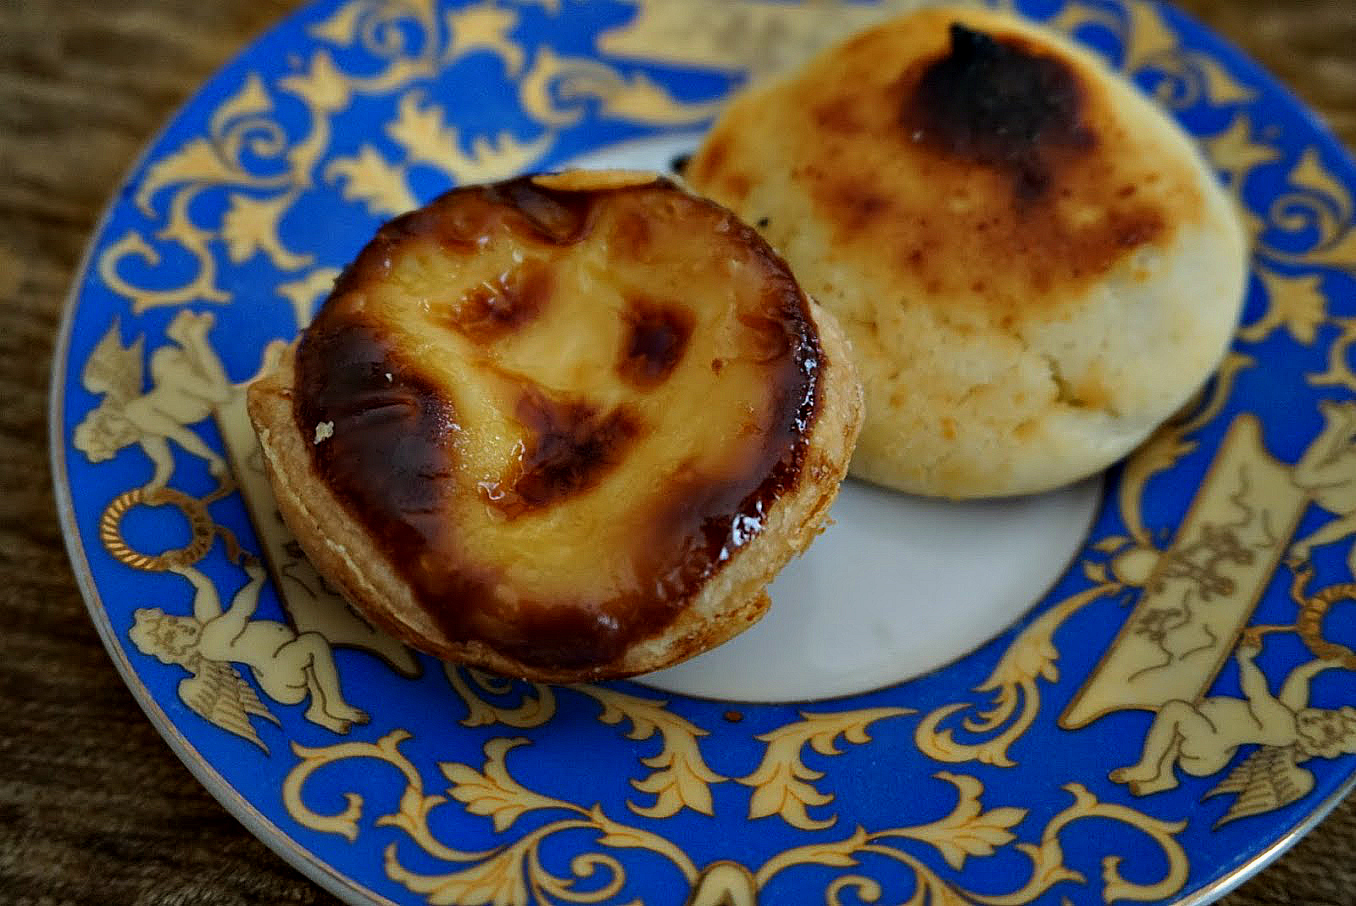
[567,136,1102,702]
[644,477,1101,701]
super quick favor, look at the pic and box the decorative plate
[51,1,1356,904]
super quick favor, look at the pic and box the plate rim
[45,0,1356,903]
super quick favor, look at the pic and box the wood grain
[0,1,1351,904]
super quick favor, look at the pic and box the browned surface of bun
[247,171,862,681]
[688,6,1248,498]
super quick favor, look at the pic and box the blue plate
[51,1,1356,903]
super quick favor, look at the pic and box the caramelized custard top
[295,174,821,670]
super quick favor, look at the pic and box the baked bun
[687,5,1248,498]
[247,170,862,682]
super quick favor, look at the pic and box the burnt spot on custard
[481,390,644,518]
[650,262,822,599]
[618,296,695,389]
[294,174,822,672]
[295,312,460,581]
[901,24,1095,201]
[443,260,553,343]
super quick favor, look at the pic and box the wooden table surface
[2,1,1353,904]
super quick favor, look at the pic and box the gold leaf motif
[134,74,288,215]
[1308,316,1356,393]
[97,230,230,314]
[519,47,724,128]
[211,76,291,173]
[1045,3,1123,54]
[388,826,635,906]
[578,685,726,819]
[446,665,557,729]
[284,729,437,843]
[284,727,704,901]
[310,0,438,58]
[878,773,1026,871]
[210,72,274,138]
[1048,785,1188,904]
[279,51,354,117]
[325,144,419,217]
[1290,146,1355,223]
[275,267,341,330]
[444,3,525,75]
[308,0,372,47]
[386,92,553,184]
[108,67,305,313]
[134,139,239,216]
[281,728,1189,906]
[1093,535,1129,553]
[1237,268,1327,345]
[684,861,758,906]
[307,0,441,94]
[386,91,467,165]
[1255,147,1356,273]
[386,836,534,906]
[751,779,1185,905]
[442,737,561,833]
[585,802,701,884]
[1050,1,1255,108]
[221,190,313,270]
[1117,351,1253,546]
[1199,113,1284,201]
[277,53,353,187]
[915,584,1119,767]
[755,827,869,884]
[740,708,911,830]
[969,837,1084,906]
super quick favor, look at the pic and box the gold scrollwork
[308,0,441,86]
[739,708,912,830]
[914,583,1122,767]
[98,0,455,320]
[286,729,700,903]
[283,729,1189,905]
[1238,268,1327,346]
[446,676,725,819]
[100,73,307,314]
[443,3,525,75]
[286,729,465,845]
[518,47,725,128]
[445,665,558,729]
[98,0,733,324]
[1309,317,1356,393]
[753,781,1187,906]
[752,777,1186,905]
[980,784,1189,905]
[1200,113,1285,200]
[1252,147,1356,273]
[1050,1,1255,110]
[326,91,554,218]
[575,685,727,819]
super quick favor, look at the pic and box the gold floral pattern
[739,708,912,829]
[282,729,1190,905]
